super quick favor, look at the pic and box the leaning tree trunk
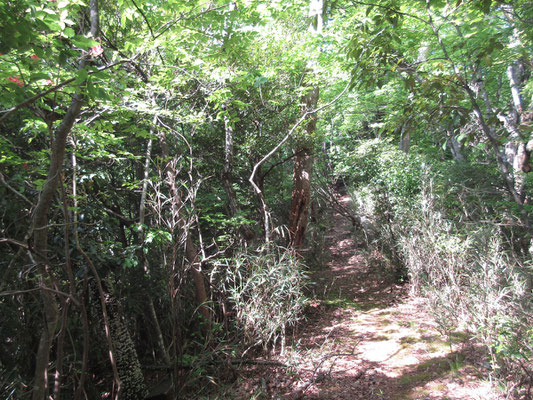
[31,2,98,398]
[289,86,319,250]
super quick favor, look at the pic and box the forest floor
[230,196,505,400]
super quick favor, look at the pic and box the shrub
[212,245,308,353]
[398,180,532,397]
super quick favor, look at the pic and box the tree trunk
[446,130,465,161]
[32,91,86,399]
[252,163,271,243]
[31,3,99,397]
[138,114,171,366]
[88,278,147,399]
[465,85,532,235]
[399,122,410,154]
[503,61,529,200]
[222,115,239,218]
[289,86,319,250]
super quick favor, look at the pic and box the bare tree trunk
[249,83,348,245]
[289,86,319,250]
[289,147,314,249]
[137,112,171,365]
[32,92,84,400]
[221,115,255,242]
[465,85,532,235]
[251,162,271,243]
[87,277,146,400]
[222,115,239,217]
[503,61,530,200]
[445,128,465,161]
[399,122,410,154]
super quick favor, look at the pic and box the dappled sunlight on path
[232,196,503,400]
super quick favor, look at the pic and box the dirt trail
[233,196,503,400]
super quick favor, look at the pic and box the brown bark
[289,147,314,249]
[249,83,348,246]
[31,3,98,397]
[32,86,85,400]
[289,86,319,250]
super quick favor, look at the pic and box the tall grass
[212,245,308,353]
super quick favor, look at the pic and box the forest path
[233,196,502,400]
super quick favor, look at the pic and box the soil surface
[230,196,504,400]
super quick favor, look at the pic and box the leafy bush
[398,180,532,397]
[212,246,308,352]
[342,138,532,395]
[338,139,424,279]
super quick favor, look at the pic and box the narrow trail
[233,196,503,400]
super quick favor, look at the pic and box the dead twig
[300,348,360,395]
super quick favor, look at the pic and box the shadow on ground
[286,346,486,400]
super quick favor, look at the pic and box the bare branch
[249,82,349,195]
[0,172,34,207]
[0,286,80,307]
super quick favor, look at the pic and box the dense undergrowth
[338,139,533,398]
[212,246,309,354]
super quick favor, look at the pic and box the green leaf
[71,35,99,49]
[74,68,89,85]
[30,72,51,82]
[64,27,75,38]
[254,75,268,87]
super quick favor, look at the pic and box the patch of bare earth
[231,196,504,400]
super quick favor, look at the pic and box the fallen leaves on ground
[232,196,504,400]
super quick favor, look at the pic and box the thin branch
[154,4,228,40]
[260,149,305,181]
[301,350,359,394]
[0,173,34,207]
[0,238,29,249]
[131,0,155,38]
[349,0,430,25]
[249,82,350,195]
[0,286,80,306]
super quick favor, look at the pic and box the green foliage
[1,0,532,396]
[398,182,532,387]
